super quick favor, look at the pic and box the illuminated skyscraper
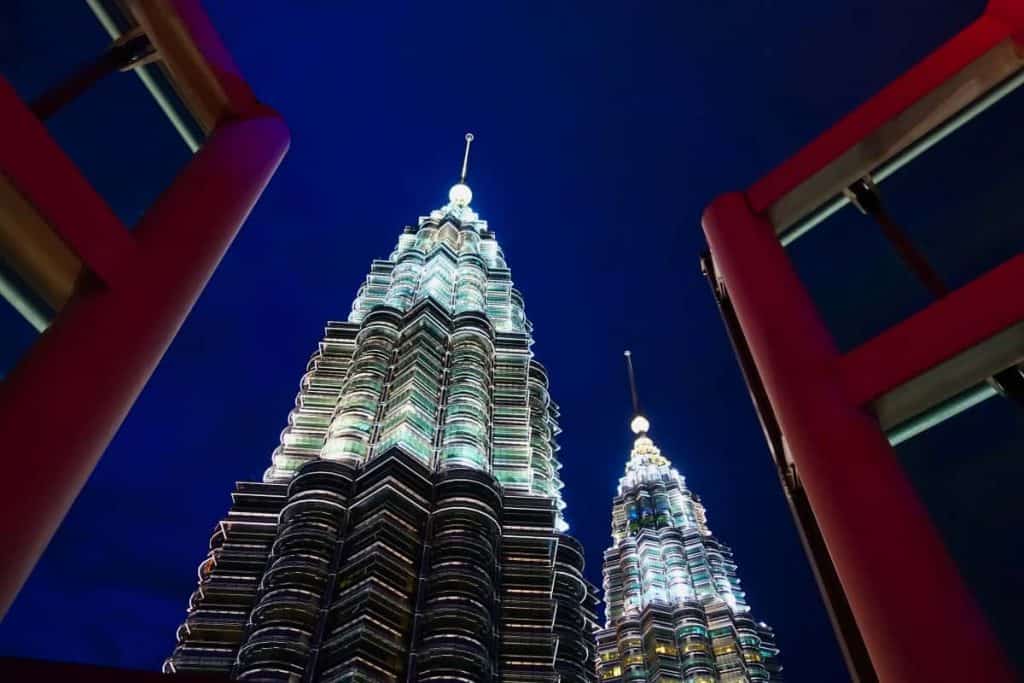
[165,135,598,682]
[595,353,782,682]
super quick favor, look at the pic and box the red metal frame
[841,253,1024,407]
[1,76,135,285]
[749,13,1016,215]
[0,3,289,616]
[703,2,1022,680]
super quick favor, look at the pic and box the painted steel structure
[0,1,289,618]
[165,141,599,681]
[701,2,1024,680]
[596,356,781,682]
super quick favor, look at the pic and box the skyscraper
[165,135,598,682]
[595,353,782,682]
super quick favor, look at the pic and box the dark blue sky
[4,2,1023,680]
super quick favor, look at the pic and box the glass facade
[596,417,782,682]
[165,172,598,681]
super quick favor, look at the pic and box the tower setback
[595,353,782,682]
[165,136,598,682]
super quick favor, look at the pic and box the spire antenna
[460,132,474,183]
[624,350,641,417]
[624,351,650,435]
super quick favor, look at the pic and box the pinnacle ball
[449,182,473,206]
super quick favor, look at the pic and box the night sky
[3,2,1023,681]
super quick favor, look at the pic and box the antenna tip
[465,132,475,142]
[624,350,631,357]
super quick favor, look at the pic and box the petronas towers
[595,354,782,682]
[165,136,781,681]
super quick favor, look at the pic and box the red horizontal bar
[0,75,135,285]
[747,11,1015,215]
[840,254,1024,407]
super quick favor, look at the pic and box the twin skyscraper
[164,136,783,682]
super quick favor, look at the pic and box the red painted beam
[748,7,1022,227]
[841,254,1024,407]
[0,75,135,285]
[988,0,1024,37]
[0,112,289,617]
[702,192,1015,682]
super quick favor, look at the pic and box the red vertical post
[0,113,289,617]
[702,192,1015,681]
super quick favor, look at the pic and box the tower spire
[624,350,650,435]
[624,350,641,417]
[448,132,475,208]
[460,132,474,183]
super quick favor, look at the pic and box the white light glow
[448,182,473,206]
[630,415,650,434]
